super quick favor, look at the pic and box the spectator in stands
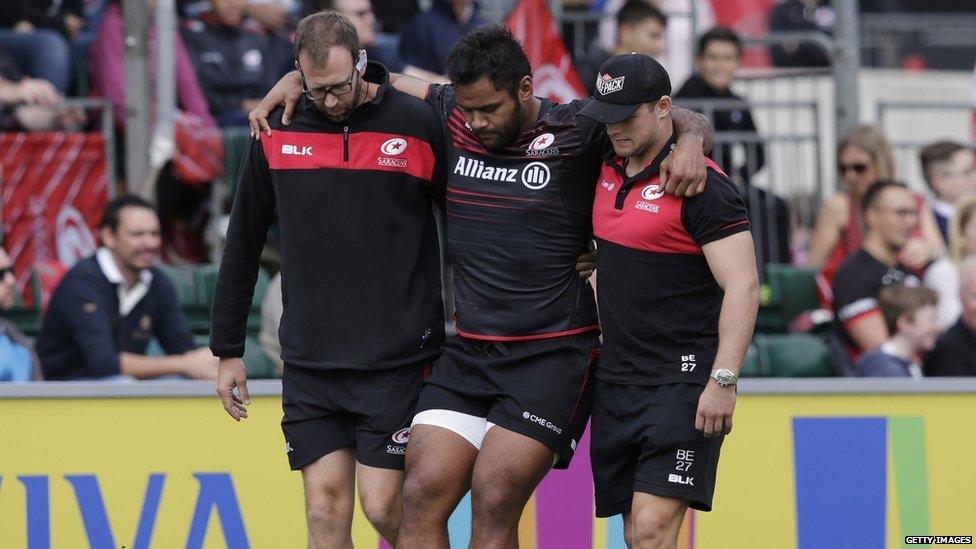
[0,0,82,93]
[578,1,667,96]
[919,141,976,244]
[768,0,834,68]
[36,196,219,381]
[370,0,419,34]
[0,44,86,132]
[924,196,976,329]
[809,125,944,301]
[595,0,715,89]
[91,0,218,263]
[925,256,976,376]
[674,26,790,266]
[180,0,307,33]
[398,0,484,76]
[832,181,922,367]
[854,284,939,378]
[90,0,215,132]
[182,0,293,127]
[0,247,42,382]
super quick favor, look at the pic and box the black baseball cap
[577,53,671,124]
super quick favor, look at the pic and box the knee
[360,490,399,532]
[470,477,526,523]
[304,487,354,529]
[630,505,678,547]
[401,471,453,520]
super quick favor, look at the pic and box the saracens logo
[391,428,410,444]
[596,73,625,96]
[641,184,665,201]
[526,132,559,156]
[378,137,409,167]
[380,137,408,156]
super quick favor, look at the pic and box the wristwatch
[710,368,738,387]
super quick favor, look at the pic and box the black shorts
[591,380,724,517]
[281,362,429,471]
[417,332,599,469]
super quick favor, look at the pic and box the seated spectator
[854,284,939,378]
[36,196,219,381]
[578,1,666,96]
[832,181,922,364]
[925,256,976,376]
[0,0,82,92]
[810,125,944,302]
[919,141,976,244]
[925,196,976,329]
[0,44,86,132]
[0,247,42,382]
[675,26,790,266]
[768,0,834,68]
[398,0,483,76]
[182,0,292,127]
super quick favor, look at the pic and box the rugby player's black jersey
[593,136,751,385]
[425,84,604,340]
[211,62,446,370]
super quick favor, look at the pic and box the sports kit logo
[282,144,312,156]
[526,133,559,156]
[522,410,563,435]
[521,162,551,190]
[391,428,410,444]
[378,137,409,167]
[596,73,625,96]
[381,138,408,156]
[641,184,665,201]
[453,156,551,190]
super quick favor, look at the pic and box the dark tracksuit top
[210,61,447,370]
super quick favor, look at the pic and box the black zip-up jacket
[210,61,447,371]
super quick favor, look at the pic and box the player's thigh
[627,492,688,540]
[471,425,554,505]
[356,463,404,512]
[402,423,478,507]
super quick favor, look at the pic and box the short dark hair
[919,140,968,187]
[698,26,742,56]
[861,180,909,215]
[99,195,156,232]
[445,25,532,96]
[878,284,938,334]
[294,10,360,67]
[616,0,666,29]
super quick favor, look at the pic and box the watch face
[715,369,735,385]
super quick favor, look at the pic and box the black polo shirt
[924,320,976,376]
[592,135,751,386]
[37,252,195,380]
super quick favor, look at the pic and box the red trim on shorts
[454,322,600,342]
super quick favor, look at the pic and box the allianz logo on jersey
[282,144,312,156]
[453,155,551,190]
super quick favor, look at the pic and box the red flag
[506,0,586,104]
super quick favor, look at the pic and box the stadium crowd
[0,0,975,383]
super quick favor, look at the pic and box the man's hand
[695,381,735,437]
[248,71,302,138]
[17,78,61,106]
[182,347,219,380]
[245,3,289,33]
[13,20,35,32]
[217,358,250,422]
[63,14,86,38]
[661,135,707,197]
[576,247,596,279]
[898,236,935,270]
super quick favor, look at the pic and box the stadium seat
[158,264,210,334]
[756,264,820,334]
[754,333,833,377]
[739,343,763,377]
[196,264,269,333]
[220,128,252,194]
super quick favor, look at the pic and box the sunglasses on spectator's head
[839,162,869,175]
